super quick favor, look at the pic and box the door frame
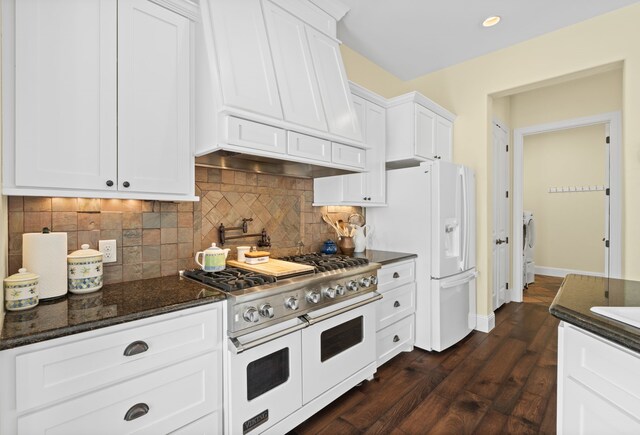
[512,111,622,302]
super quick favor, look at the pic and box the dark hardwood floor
[289,275,564,434]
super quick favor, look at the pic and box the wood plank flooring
[288,275,563,435]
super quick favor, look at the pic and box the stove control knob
[259,304,274,318]
[307,291,321,304]
[243,307,259,323]
[347,280,358,292]
[335,284,346,296]
[369,275,378,286]
[285,297,299,310]
[324,287,337,299]
[359,277,371,288]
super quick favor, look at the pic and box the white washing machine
[523,211,535,286]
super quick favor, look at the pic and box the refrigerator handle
[460,168,468,271]
[440,270,479,289]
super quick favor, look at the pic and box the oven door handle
[303,292,383,325]
[229,320,309,354]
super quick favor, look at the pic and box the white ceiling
[337,0,640,80]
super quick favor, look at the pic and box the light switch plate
[99,239,117,263]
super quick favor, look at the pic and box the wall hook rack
[218,218,271,247]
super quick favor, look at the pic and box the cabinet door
[14,0,117,190]
[342,95,367,202]
[118,0,192,195]
[414,104,436,159]
[435,116,453,161]
[263,1,327,131]
[364,102,386,203]
[207,0,282,119]
[306,27,362,142]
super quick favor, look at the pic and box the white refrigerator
[367,160,477,352]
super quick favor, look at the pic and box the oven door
[227,319,304,434]
[301,292,381,404]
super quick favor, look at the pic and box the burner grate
[183,268,276,292]
[279,253,368,273]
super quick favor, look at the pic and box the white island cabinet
[1,0,197,200]
[0,304,223,435]
[557,322,640,433]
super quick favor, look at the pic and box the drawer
[16,308,220,411]
[563,324,640,414]
[18,352,218,435]
[377,260,415,292]
[376,282,416,331]
[377,314,414,367]
[225,116,286,154]
[170,412,220,435]
[287,131,331,162]
[331,143,365,169]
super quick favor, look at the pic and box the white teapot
[195,243,230,272]
[353,224,373,253]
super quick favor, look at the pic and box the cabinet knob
[393,272,400,279]
[393,301,400,308]
[124,403,149,421]
[123,181,130,188]
[106,180,114,187]
[123,340,149,356]
[393,335,400,343]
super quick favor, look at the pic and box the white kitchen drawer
[377,260,415,292]
[170,411,220,435]
[376,314,414,367]
[16,308,220,411]
[287,131,331,162]
[563,324,640,415]
[225,116,286,154]
[376,282,416,331]
[331,143,365,169]
[17,352,218,435]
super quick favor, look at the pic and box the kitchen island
[549,274,640,433]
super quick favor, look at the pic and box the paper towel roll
[23,231,68,299]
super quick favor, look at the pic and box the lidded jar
[67,244,104,294]
[4,268,39,311]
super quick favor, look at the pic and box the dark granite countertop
[549,274,640,352]
[0,275,226,351]
[353,250,417,266]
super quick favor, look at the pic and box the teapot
[353,225,373,253]
[195,243,230,272]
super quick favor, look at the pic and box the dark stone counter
[0,275,226,351]
[353,250,417,266]
[549,274,640,352]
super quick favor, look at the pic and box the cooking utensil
[348,213,365,227]
[322,214,346,237]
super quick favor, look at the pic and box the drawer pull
[393,272,400,279]
[393,335,400,343]
[124,403,149,421]
[393,301,400,308]
[124,340,149,357]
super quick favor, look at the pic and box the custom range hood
[194,0,368,178]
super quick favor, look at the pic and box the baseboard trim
[534,265,604,278]
[475,313,495,333]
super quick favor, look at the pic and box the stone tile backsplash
[6,169,361,284]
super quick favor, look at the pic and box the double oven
[185,255,380,434]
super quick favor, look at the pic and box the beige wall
[387,4,640,316]
[524,125,606,273]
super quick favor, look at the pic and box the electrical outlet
[99,239,117,263]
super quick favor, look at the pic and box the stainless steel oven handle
[229,319,309,354]
[304,292,383,325]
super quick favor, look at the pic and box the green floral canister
[4,268,39,311]
[67,244,104,294]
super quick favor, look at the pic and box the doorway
[512,112,622,302]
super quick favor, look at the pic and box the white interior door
[604,124,611,278]
[492,122,509,311]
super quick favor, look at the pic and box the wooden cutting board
[226,259,315,277]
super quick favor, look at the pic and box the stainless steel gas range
[182,254,381,435]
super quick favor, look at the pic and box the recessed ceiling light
[483,16,501,28]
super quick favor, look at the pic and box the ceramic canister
[67,244,104,294]
[4,268,39,311]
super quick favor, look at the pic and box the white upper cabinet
[12,0,118,191]
[262,1,327,131]
[2,0,197,200]
[386,92,456,168]
[118,0,192,195]
[207,0,283,119]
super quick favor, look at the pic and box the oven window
[320,316,363,362]
[246,348,290,401]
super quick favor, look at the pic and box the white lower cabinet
[0,304,223,435]
[557,322,640,434]
[375,260,416,367]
